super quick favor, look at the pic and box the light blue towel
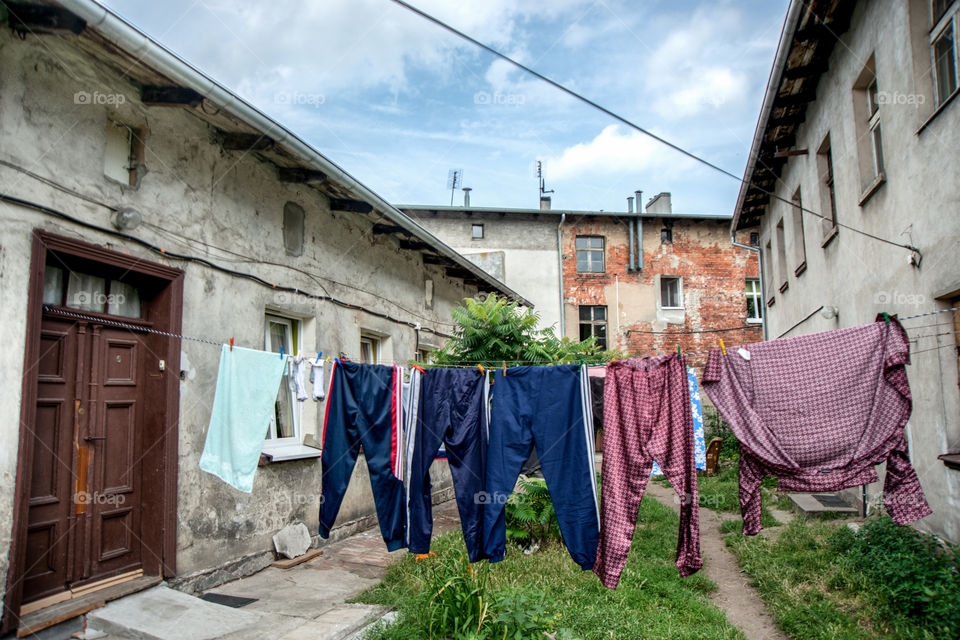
[200,345,288,492]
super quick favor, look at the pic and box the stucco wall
[752,0,960,542]
[0,29,468,591]
[407,210,561,330]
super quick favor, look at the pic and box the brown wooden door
[22,315,145,603]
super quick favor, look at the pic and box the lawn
[723,516,960,640]
[355,497,744,640]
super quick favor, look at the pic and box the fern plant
[505,476,561,551]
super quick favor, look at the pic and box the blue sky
[100,0,789,214]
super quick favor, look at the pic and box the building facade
[406,193,762,368]
[0,2,528,631]
[734,0,960,543]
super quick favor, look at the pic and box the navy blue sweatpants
[406,368,488,562]
[319,361,405,550]
[483,364,599,569]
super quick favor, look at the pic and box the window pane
[661,278,679,307]
[472,224,484,239]
[935,25,957,104]
[579,306,591,321]
[594,306,606,321]
[575,237,588,249]
[43,266,65,305]
[576,254,588,272]
[872,124,884,175]
[590,237,603,249]
[108,280,141,318]
[933,0,952,23]
[747,297,757,319]
[66,272,107,312]
[579,324,592,342]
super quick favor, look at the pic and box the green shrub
[840,517,960,637]
[504,476,560,551]
[703,407,739,461]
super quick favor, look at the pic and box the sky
[100,0,789,214]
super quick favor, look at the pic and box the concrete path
[80,500,462,640]
[644,481,791,640]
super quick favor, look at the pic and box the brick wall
[562,215,761,370]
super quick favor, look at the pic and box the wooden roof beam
[329,198,373,213]
[217,131,275,151]
[141,85,204,107]
[277,167,327,183]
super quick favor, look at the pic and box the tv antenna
[536,161,554,197]
[446,169,463,205]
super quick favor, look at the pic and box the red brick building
[561,192,761,367]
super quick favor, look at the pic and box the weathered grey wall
[754,0,960,542]
[0,29,467,591]
[407,210,561,330]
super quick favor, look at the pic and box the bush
[504,476,561,551]
[839,517,960,637]
[703,407,739,461]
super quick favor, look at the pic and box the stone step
[787,492,859,517]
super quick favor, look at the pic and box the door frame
[3,230,183,633]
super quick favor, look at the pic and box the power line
[386,0,922,257]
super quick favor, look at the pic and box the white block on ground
[273,523,312,559]
[86,585,261,640]
[277,605,381,640]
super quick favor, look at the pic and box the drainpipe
[731,233,767,341]
[627,197,635,272]
[634,190,644,270]
[557,212,566,337]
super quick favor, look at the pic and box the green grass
[723,517,957,639]
[355,497,744,640]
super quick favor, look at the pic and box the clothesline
[43,305,960,364]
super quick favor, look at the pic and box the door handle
[83,435,107,442]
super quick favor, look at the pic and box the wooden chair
[705,437,723,476]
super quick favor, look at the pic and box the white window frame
[866,78,885,179]
[660,276,683,310]
[575,236,605,273]
[931,1,960,107]
[264,314,301,450]
[746,278,763,323]
[360,334,381,364]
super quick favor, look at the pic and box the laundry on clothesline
[310,358,325,400]
[702,315,932,536]
[652,366,706,476]
[199,345,288,493]
[594,355,702,588]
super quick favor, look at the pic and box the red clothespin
[229,337,234,352]
[412,363,426,373]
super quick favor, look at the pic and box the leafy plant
[505,476,561,551]
[703,407,739,461]
[430,294,622,367]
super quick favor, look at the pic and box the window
[790,189,806,275]
[853,59,885,195]
[575,236,605,273]
[749,232,760,247]
[775,218,788,292]
[471,223,484,239]
[103,120,145,187]
[360,334,381,364]
[746,279,763,322]
[817,135,839,245]
[932,1,959,106]
[265,314,300,443]
[661,225,673,244]
[283,202,305,256]
[660,277,682,309]
[578,306,607,349]
[42,264,142,318]
[764,239,775,306]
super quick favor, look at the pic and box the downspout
[731,233,767,341]
[627,197,635,271]
[634,190,644,270]
[558,212,566,337]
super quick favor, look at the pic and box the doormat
[812,494,851,508]
[199,593,258,608]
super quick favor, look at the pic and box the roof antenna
[446,168,463,206]
[536,160,554,198]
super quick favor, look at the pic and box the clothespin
[279,345,284,359]
[229,337,234,352]
[882,312,890,325]
[316,351,323,364]
[502,361,507,375]
[677,344,682,357]
[719,339,727,356]
[412,363,426,373]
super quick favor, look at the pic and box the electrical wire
[386,0,922,257]
[1,192,454,339]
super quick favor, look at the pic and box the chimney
[645,192,672,215]
[627,197,634,213]
[540,195,551,210]
[462,187,472,207]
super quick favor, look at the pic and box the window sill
[261,443,322,463]
[794,261,807,277]
[746,318,763,324]
[660,306,684,311]
[820,226,839,248]
[858,172,886,206]
[916,87,959,135]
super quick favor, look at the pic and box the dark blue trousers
[483,364,599,569]
[319,361,405,550]
[406,368,488,561]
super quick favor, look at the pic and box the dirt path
[644,482,789,640]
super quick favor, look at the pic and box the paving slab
[87,585,261,640]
